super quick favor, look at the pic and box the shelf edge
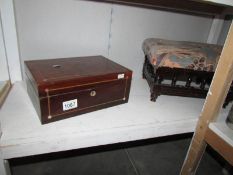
[205,125,233,165]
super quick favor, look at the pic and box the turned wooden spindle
[157,76,163,84]
[200,78,206,89]
[185,76,192,87]
[172,74,177,86]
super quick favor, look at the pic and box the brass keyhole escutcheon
[90,90,96,97]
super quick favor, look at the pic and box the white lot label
[118,73,125,79]
[63,99,78,111]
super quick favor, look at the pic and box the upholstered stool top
[142,38,222,72]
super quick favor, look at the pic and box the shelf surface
[0,79,229,159]
[91,0,233,15]
[209,122,233,147]
[206,122,233,165]
[202,0,233,7]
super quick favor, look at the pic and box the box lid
[25,56,132,97]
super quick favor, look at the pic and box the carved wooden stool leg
[150,86,160,102]
[142,57,147,79]
[150,92,158,101]
[142,71,146,79]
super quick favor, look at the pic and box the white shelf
[209,122,233,147]
[0,79,229,160]
[205,121,233,165]
[202,0,233,7]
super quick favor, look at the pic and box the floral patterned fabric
[142,38,222,72]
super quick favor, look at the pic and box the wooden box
[24,56,132,124]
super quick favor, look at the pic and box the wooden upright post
[180,22,233,175]
[0,151,11,175]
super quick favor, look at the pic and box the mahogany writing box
[24,56,132,124]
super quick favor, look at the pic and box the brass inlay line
[46,78,122,92]
[43,74,82,82]
[45,77,130,119]
[41,88,93,99]
[49,98,124,118]
[41,78,125,99]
